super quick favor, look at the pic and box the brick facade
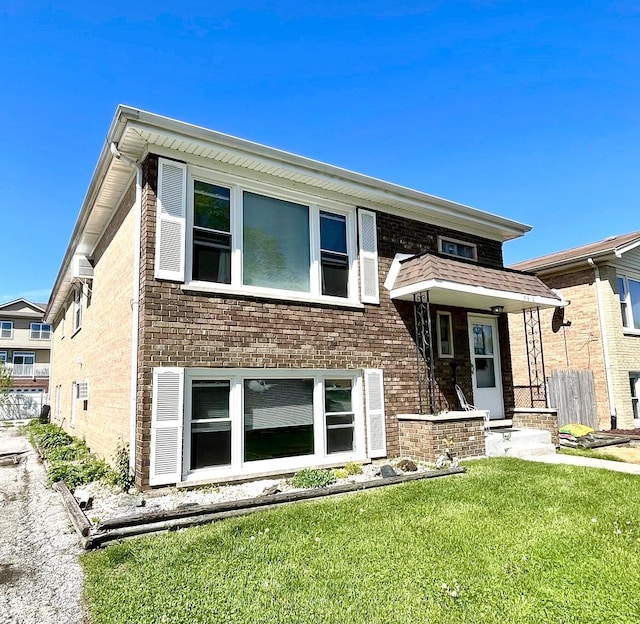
[509,263,640,430]
[50,182,136,462]
[133,154,510,487]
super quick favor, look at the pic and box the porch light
[490,305,504,316]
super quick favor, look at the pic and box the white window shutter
[365,369,386,458]
[358,209,379,304]
[155,158,187,282]
[150,368,184,486]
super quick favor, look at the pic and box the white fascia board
[121,109,531,241]
[383,253,415,291]
[390,279,563,309]
[615,238,640,257]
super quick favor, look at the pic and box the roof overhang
[46,105,535,323]
[388,253,564,313]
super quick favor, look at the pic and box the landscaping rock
[380,464,399,478]
[262,485,281,496]
[396,459,418,472]
[117,495,146,508]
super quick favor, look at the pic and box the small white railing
[3,363,50,378]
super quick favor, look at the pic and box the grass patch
[558,447,624,462]
[82,458,640,623]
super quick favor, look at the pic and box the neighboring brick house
[0,299,51,418]
[45,106,561,489]
[510,232,640,431]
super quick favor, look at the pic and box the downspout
[110,142,142,474]
[587,258,617,429]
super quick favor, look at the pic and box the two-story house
[46,106,561,489]
[0,298,51,418]
[510,232,640,432]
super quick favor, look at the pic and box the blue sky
[1,1,638,303]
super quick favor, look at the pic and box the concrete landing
[485,428,556,458]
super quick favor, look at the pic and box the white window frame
[0,351,6,363]
[438,236,477,261]
[618,274,640,333]
[436,311,454,358]
[30,323,52,340]
[630,373,640,426]
[184,167,361,307]
[182,368,365,483]
[0,321,13,339]
[73,288,83,333]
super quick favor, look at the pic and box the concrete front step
[485,428,556,458]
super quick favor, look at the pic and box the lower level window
[630,374,640,422]
[191,381,231,469]
[325,379,355,453]
[186,371,361,474]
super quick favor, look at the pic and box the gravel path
[0,424,87,624]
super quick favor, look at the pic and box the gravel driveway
[0,424,87,624]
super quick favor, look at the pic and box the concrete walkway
[521,452,640,475]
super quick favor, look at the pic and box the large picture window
[243,192,310,292]
[188,174,356,301]
[618,275,640,331]
[244,378,314,461]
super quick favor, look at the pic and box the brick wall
[512,410,559,446]
[134,154,509,487]
[398,415,485,462]
[49,182,136,463]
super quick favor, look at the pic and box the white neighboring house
[0,299,51,419]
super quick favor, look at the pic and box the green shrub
[344,461,363,476]
[333,468,348,479]
[26,421,73,452]
[46,440,90,462]
[107,440,135,491]
[291,468,337,489]
[48,457,110,490]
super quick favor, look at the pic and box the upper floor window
[73,289,83,332]
[188,177,356,300]
[155,158,380,306]
[0,321,13,339]
[30,323,51,340]
[439,236,477,261]
[618,275,640,331]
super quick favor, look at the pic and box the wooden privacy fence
[547,369,599,430]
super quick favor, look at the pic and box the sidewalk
[521,452,640,475]
[0,423,88,623]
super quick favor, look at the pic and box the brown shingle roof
[393,253,559,300]
[511,231,640,273]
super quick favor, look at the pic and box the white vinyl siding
[155,158,187,282]
[364,368,386,458]
[358,210,379,304]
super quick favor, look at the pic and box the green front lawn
[82,458,640,624]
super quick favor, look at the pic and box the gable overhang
[46,105,534,323]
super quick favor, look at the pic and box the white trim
[390,278,562,310]
[436,311,454,358]
[0,321,13,339]
[185,166,361,305]
[383,253,414,291]
[438,235,478,261]
[129,164,143,473]
[397,411,487,422]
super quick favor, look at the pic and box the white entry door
[468,315,504,419]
